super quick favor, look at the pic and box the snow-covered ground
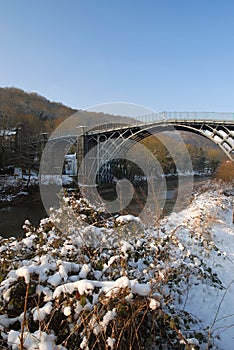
[0,174,75,202]
[0,173,39,202]
[0,181,233,349]
[160,183,234,349]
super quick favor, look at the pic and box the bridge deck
[86,118,234,135]
[46,113,234,161]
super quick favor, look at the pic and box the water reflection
[0,203,47,238]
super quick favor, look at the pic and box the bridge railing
[83,112,234,135]
[135,111,234,123]
[167,112,234,121]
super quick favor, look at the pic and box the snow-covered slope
[162,184,234,349]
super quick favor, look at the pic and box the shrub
[215,160,234,183]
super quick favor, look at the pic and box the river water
[0,177,206,238]
[0,202,47,238]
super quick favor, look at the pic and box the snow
[14,255,54,283]
[100,309,116,330]
[107,337,116,349]
[120,240,134,254]
[116,214,141,224]
[63,306,72,316]
[0,172,39,202]
[37,286,53,302]
[78,264,90,278]
[47,272,63,287]
[33,302,53,322]
[80,336,88,349]
[130,280,151,296]
[149,298,160,310]
[40,175,74,186]
[187,338,200,346]
[22,234,37,248]
[159,184,234,349]
[24,219,31,226]
[8,330,59,350]
[0,129,17,136]
[0,315,19,328]
[53,280,94,298]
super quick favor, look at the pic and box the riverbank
[0,174,77,206]
[0,180,233,349]
[0,176,39,207]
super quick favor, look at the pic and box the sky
[0,0,234,112]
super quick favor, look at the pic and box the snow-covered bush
[0,182,233,349]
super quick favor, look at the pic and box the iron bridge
[45,112,234,180]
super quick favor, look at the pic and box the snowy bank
[161,183,234,350]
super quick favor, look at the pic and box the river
[0,177,207,238]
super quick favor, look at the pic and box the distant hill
[0,87,76,122]
[0,87,132,133]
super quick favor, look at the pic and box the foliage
[215,160,234,183]
[0,88,75,170]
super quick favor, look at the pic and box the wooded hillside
[0,87,76,133]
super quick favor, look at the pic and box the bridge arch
[129,122,234,160]
[85,119,233,181]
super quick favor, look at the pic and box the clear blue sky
[0,0,234,112]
